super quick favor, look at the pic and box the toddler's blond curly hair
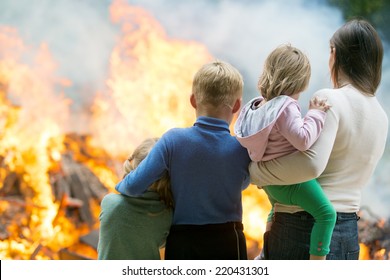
[258,44,311,100]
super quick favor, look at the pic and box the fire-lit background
[1,0,389,260]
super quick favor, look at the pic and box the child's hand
[309,96,331,112]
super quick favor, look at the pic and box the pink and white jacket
[234,95,326,162]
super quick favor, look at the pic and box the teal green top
[97,192,172,260]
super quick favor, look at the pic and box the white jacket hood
[234,95,295,161]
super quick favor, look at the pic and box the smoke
[1,0,389,217]
[0,0,344,104]
[130,0,343,103]
[0,0,116,106]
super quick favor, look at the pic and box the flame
[2,1,385,260]
[89,0,213,159]
[0,26,75,259]
[358,218,390,260]
[0,0,211,259]
[0,2,272,260]
[359,243,389,260]
[359,243,371,260]
[242,185,271,255]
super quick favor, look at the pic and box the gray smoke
[0,0,116,106]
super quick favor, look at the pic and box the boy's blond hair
[258,44,311,100]
[124,138,173,208]
[192,60,243,107]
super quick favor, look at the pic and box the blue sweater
[116,116,251,225]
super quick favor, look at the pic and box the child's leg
[264,180,336,258]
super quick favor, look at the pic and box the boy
[116,60,251,260]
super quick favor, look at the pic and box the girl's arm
[250,96,339,187]
[276,102,326,151]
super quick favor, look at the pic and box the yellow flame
[4,1,378,261]
[89,0,212,158]
[0,26,74,259]
[242,185,270,242]
[359,243,371,260]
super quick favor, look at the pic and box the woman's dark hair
[330,18,383,96]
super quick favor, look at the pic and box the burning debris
[0,134,111,259]
[0,0,213,260]
[358,207,390,260]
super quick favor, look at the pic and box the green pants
[263,179,336,256]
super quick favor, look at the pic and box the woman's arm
[250,95,339,187]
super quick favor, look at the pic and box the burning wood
[53,153,109,226]
[0,135,111,260]
[358,207,390,260]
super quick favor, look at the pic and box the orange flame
[7,0,385,261]
[0,1,270,259]
[0,26,75,259]
[359,243,371,260]
[242,185,271,255]
[89,0,213,159]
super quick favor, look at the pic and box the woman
[250,18,388,260]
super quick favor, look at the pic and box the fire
[360,243,389,260]
[242,185,271,256]
[358,216,390,260]
[359,243,371,260]
[0,27,76,259]
[1,0,219,260]
[1,0,385,260]
[89,0,213,158]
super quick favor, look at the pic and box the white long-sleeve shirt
[249,84,388,213]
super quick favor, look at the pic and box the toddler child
[235,44,337,260]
